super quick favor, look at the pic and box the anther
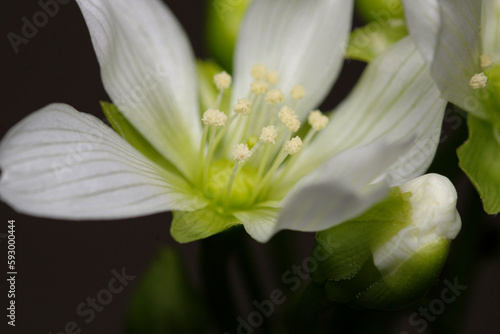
[265,89,285,105]
[481,54,493,69]
[251,63,267,80]
[233,98,252,116]
[285,136,303,155]
[233,143,252,163]
[308,110,329,131]
[251,81,269,95]
[260,126,278,144]
[202,109,227,127]
[470,72,488,89]
[214,71,232,90]
[266,70,280,85]
[291,85,306,100]
[279,106,300,132]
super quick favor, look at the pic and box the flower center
[196,64,328,213]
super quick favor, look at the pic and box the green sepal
[355,0,404,23]
[346,19,408,62]
[349,239,449,310]
[171,208,241,243]
[196,60,232,113]
[100,102,179,174]
[311,188,412,284]
[125,246,207,334]
[205,0,251,70]
[458,115,500,214]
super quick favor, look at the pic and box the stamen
[214,71,232,90]
[251,81,269,95]
[233,98,252,116]
[260,126,278,144]
[202,109,228,127]
[291,85,306,100]
[266,70,280,85]
[308,110,329,131]
[470,72,488,89]
[233,143,252,163]
[265,89,285,105]
[251,63,267,80]
[481,54,493,69]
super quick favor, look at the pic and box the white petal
[482,0,500,63]
[232,0,353,115]
[403,0,440,64]
[275,180,389,235]
[269,139,411,236]
[405,0,485,117]
[288,37,446,186]
[233,206,280,243]
[76,0,201,178]
[0,104,202,220]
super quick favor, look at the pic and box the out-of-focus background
[0,1,499,333]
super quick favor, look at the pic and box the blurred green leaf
[126,247,207,334]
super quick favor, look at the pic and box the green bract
[355,0,404,23]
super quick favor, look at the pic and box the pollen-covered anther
[202,109,227,127]
[470,72,488,89]
[291,85,306,100]
[214,71,232,90]
[233,143,252,162]
[285,136,303,155]
[251,81,269,95]
[233,98,252,116]
[265,89,285,105]
[266,70,280,85]
[251,63,267,80]
[481,54,493,68]
[279,106,300,132]
[260,126,278,144]
[308,110,329,131]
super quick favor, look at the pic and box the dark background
[0,1,499,333]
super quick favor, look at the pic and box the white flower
[0,0,446,243]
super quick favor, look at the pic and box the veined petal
[234,206,280,243]
[0,104,202,219]
[269,139,412,237]
[232,0,353,116]
[404,0,485,117]
[482,0,500,63]
[403,0,440,64]
[288,38,445,186]
[76,0,201,178]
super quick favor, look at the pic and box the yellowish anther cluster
[308,110,329,131]
[265,89,285,105]
[251,81,269,95]
[233,98,252,116]
[470,72,488,89]
[266,70,280,85]
[214,71,232,90]
[279,106,301,132]
[481,54,493,69]
[291,85,306,100]
[233,143,252,162]
[251,63,267,80]
[285,136,303,155]
[260,126,278,144]
[202,109,227,127]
